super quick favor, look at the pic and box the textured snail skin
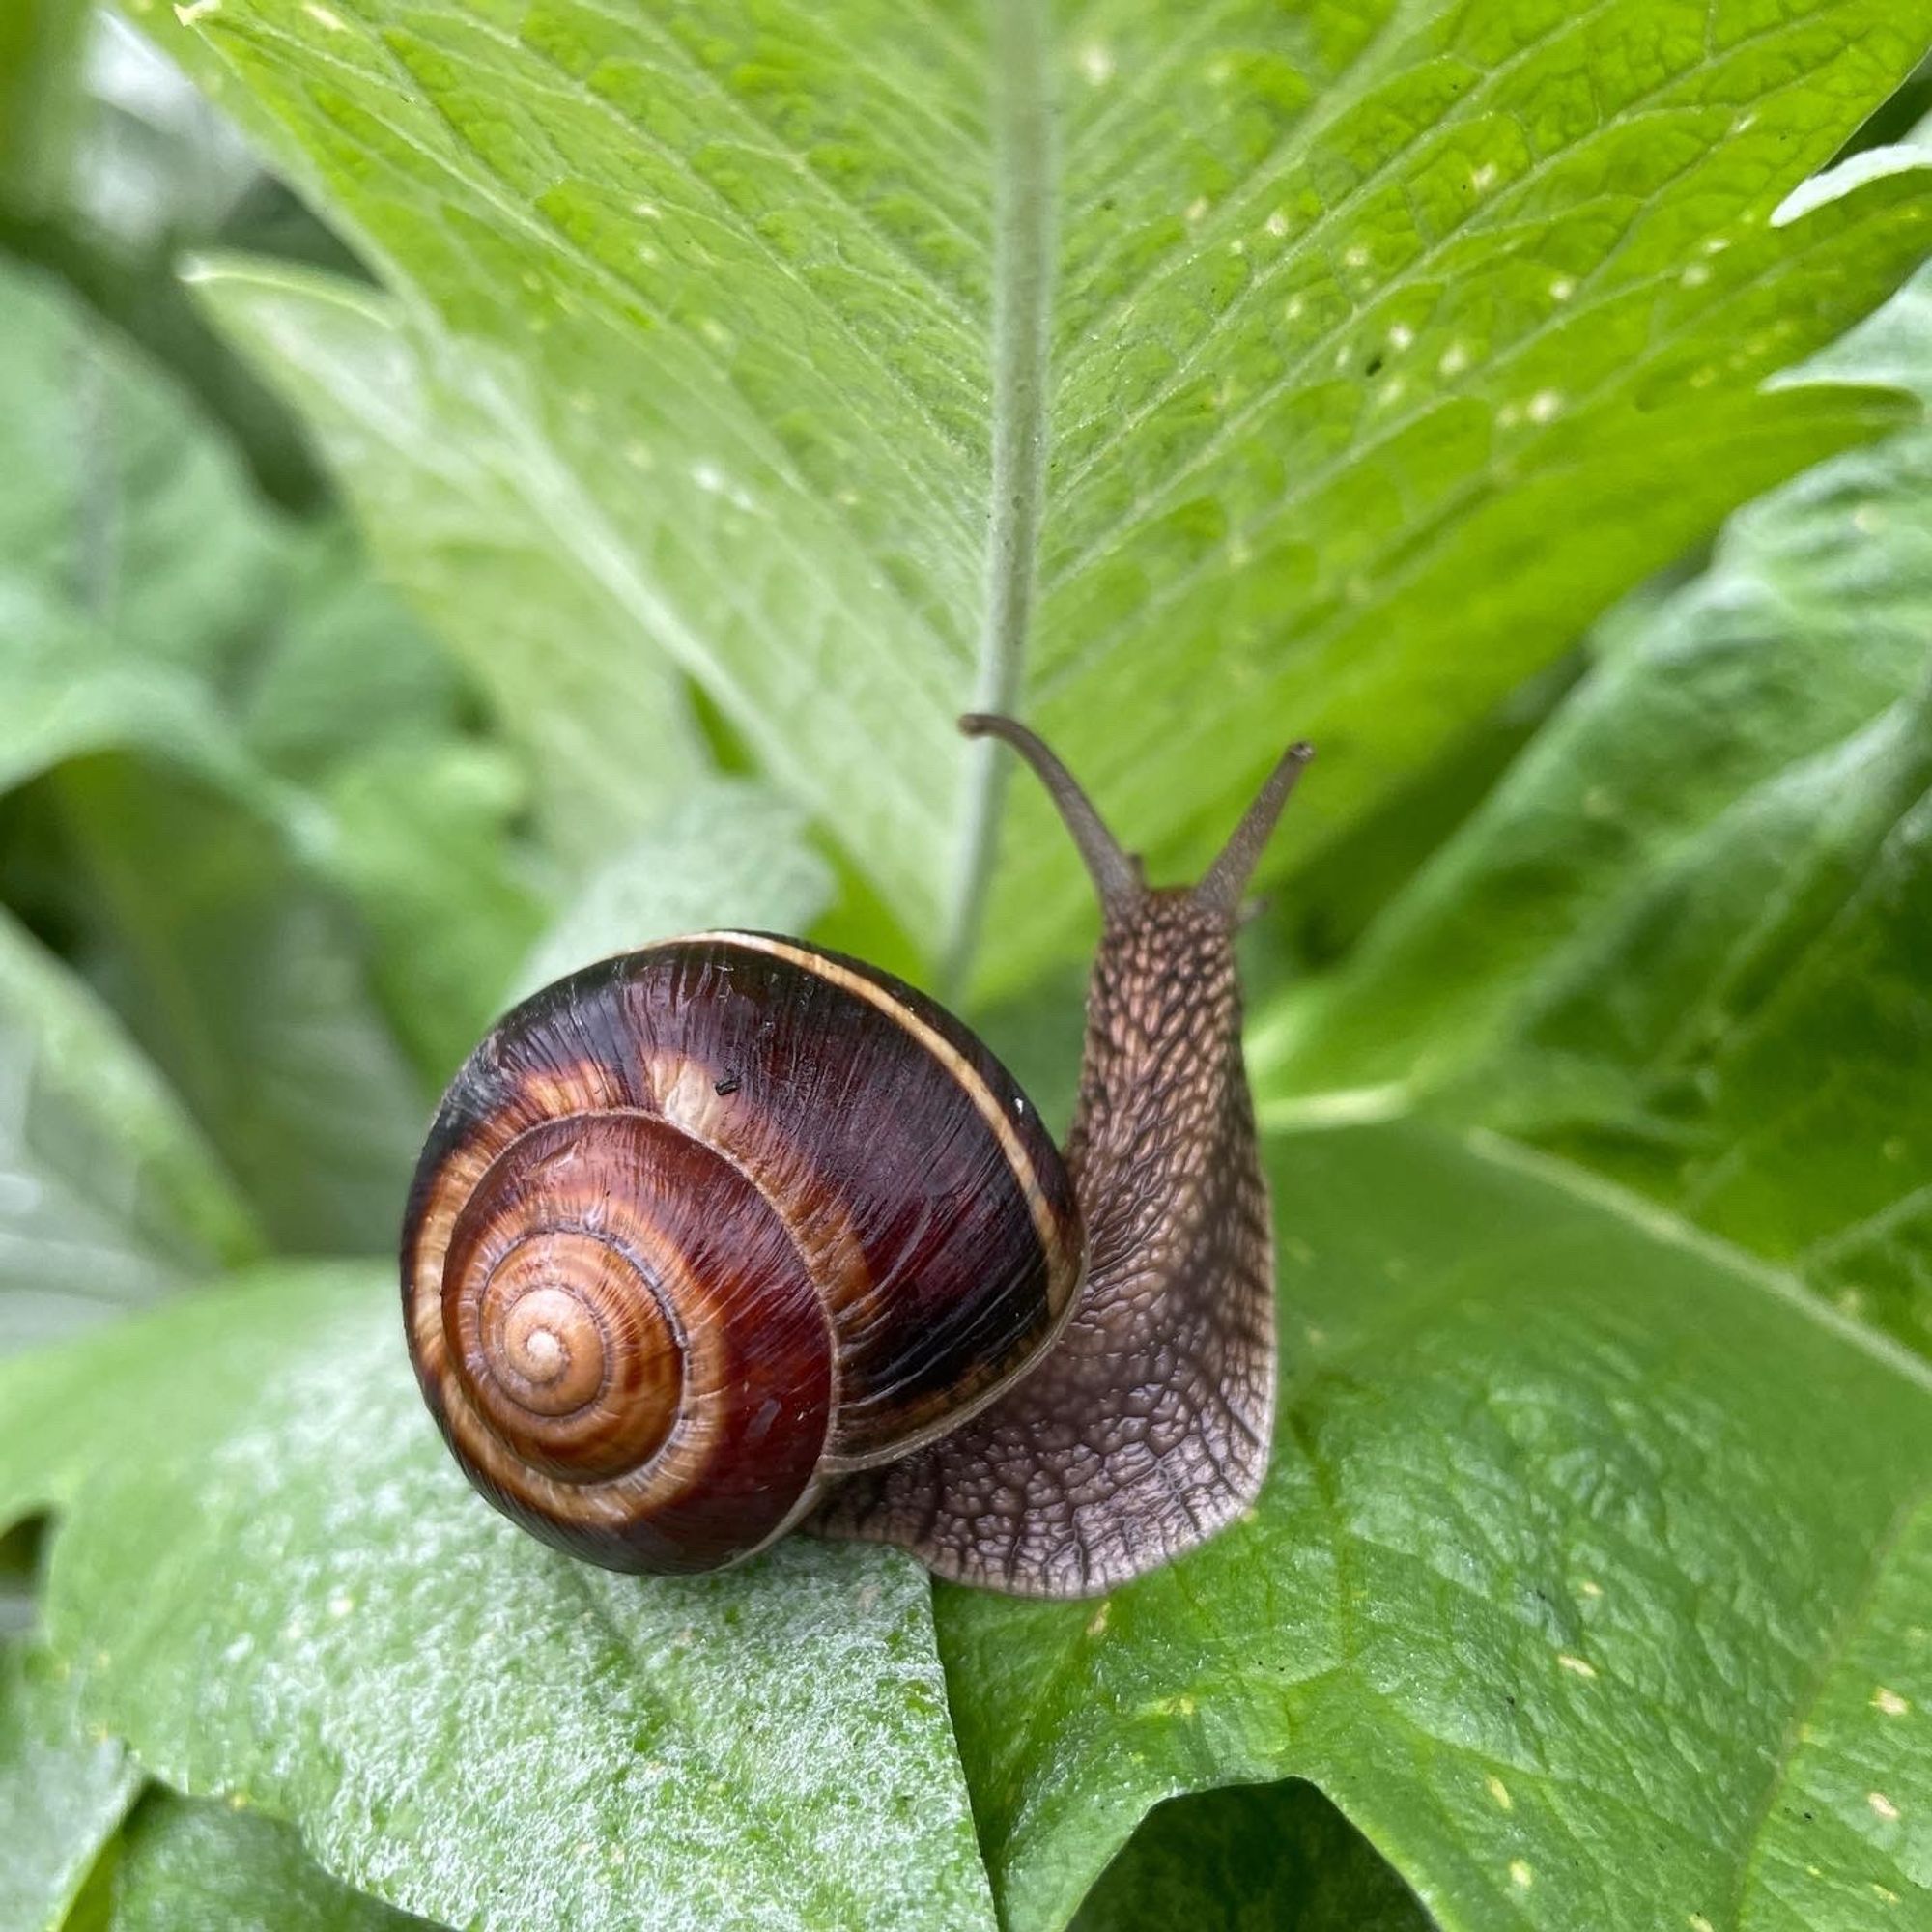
[815,887,1273,1596]
[402,934,1082,1574]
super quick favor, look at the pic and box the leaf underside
[160,0,1932,994]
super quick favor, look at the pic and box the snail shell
[405,715,1312,1596]
[401,931,1084,1573]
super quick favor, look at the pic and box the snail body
[403,716,1310,1598]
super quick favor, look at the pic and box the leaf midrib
[940,0,1056,992]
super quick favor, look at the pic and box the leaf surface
[1257,258,1932,1352]
[189,262,708,871]
[8,1122,1932,1930]
[91,1793,442,1932]
[512,778,835,997]
[0,1637,138,1932]
[0,902,256,1353]
[151,0,1932,988]
[940,1123,1932,1932]
[0,1267,997,1932]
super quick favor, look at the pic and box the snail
[402,715,1311,1598]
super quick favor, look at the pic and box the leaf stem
[939,0,1057,1000]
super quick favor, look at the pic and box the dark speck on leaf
[1365,354,1384,376]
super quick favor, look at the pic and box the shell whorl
[402,934,1084,1574]
[414,1107,835,1573]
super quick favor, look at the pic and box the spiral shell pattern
[403,933,1084,1574]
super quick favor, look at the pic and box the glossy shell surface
[402,932,1083,1572]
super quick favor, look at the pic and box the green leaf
[0,0,87,221]
[236,525,473,785]
[513,778,835,997]
[318,740,546,1086]
[0,251,277,810]
[10,1123,1932,1929]
[187,262,709,871]
[0,255,281,692]
[1255,261,1932,1352]
[1069,1780,1432,1932]
[150,0,1932,992]
[64,14,262,254]
[0,1637,138,1932]
[45,758,429,1255]
[0,1265,997,1932]
[940,1122,1932,1932]
[0,901,256,1353]
[4,9,332,514]
[88,1792,439,1932]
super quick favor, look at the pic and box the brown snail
[402,715,1310,1598]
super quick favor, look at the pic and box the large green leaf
[0,901,256,1354]
[941,1122,1932,1931]
[0,1636,138,1932]
[151,0,1932,993]
[1255,261,1932,1353]
[0,1265,997,1932]
[6,1123,1932,1929]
